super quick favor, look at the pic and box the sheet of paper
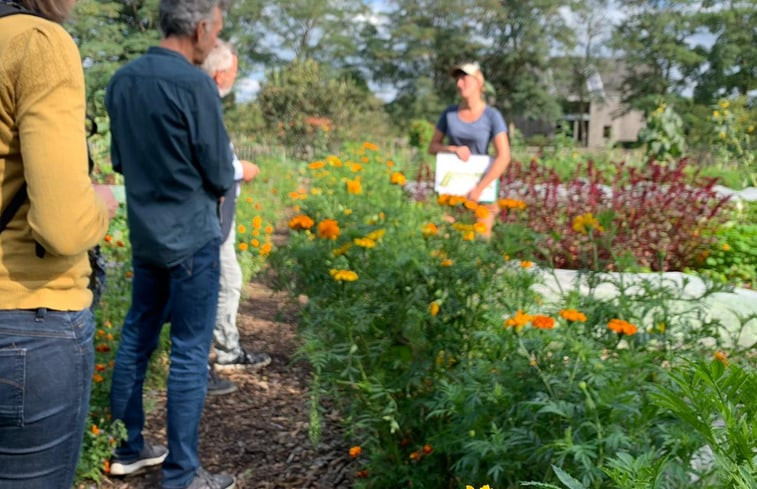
[434,153,497,202]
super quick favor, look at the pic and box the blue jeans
[110,238,220,489]
[0,308,95,489]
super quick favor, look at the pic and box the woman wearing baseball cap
[428,61,510,237]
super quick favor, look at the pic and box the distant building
[514,60,645,148]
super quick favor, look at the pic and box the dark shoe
[207,369,237,396]
[186,467,235,489]
[215,349,271,372]
[110,442,168,476]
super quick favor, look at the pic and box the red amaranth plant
[496,158,732,271]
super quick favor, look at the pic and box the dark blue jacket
[106,46,234,266]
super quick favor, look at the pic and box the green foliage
[407,119,435,150]
[638,102,686,161]
[271,143,755,489]
[256,59,393,159]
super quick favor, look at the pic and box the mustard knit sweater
[0,14,109,310]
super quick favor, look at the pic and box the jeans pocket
[0,348,25,427]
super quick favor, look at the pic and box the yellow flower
[719,131,727,139]
[429,301,440,317]
[748,125,754,134]
[332,243,352,256]
[440,258,453,267]
[722,243,730,251]
[473,222,487,234]
[252,216,262,229]
[264,225,273,234]
[520,260,533,268]
[251,239,260,248]
[390,172,407,185]
[366,229,385,241]
[572,212,604,234]
[260,242,272,256]
[713,110,720,118]
[238,242,248,251]
[475,206,490,219]
[346,179,363,195]
[559,309,587,322]
[719,100,729,109]
[329,268,358,282]
[326,155,342,166]
[463,231,475,241]
[317,219,340,240]
[343,208,352,215]
[245,197,253,203]
[353,237,376,248]
[351,163,363,172]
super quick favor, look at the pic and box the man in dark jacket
[105,1,235,488]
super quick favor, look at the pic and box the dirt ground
[100,280,355,489]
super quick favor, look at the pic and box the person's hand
[454,145,472,162]
[241,160,259,182]
[93,183,118,219]
[467,186,483,203]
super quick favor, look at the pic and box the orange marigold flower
[560,309,587,322]
[288,215,314,230]
[91,424,100,436]
[116,240,125,248]
[332,243,352,256]
[125,271,133,278]
[96,344,110,353]
[506,309,532,328]
[95,364,107,372]
[440,258,453,267]
[251,239,260,248]
[92,374,104,383]
[473,222,487,234]
[714,350,729,366]
[349,446,362,458]
[390,172,407,185]
[409,451,420,461]
[238,242,248,251]
[260,242,272,256]
[521,260,534,268]
[103,234,113,243]
[351,163,363,172]
[254,202,262,210]
[462,231,475,241]
[317,219,340,240]
[572,212,604,235]
[607,318,638,336]
[475,206,490,219]
[252,216,262,229]
[463,199,478,210]
[498,198,527,210]
[245,197,253,203]
[437,194,451,206]
[103,459,111,474]
[429,301,440,317]
[346,179,363,195]
[237,224,246,234]
[356,470,369,478]
[308,161,325,170]
[422,222,438,237]
[531,315,555,329]
[422,444,433,455]
[264,225,274,234]
[362,141,379,151]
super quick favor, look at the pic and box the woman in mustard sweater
[0,1,116,487]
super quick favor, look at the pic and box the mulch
[97,280,355,489]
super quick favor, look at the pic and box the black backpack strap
[0,183,28,233]
[0,2,40,18]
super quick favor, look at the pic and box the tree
[693,0,757,103]
[610,0,705,112]
[68,0,160,117]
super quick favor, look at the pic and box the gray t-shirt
[436,105,508,155]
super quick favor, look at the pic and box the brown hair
[16,0,73,23]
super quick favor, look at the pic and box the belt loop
[34,307,47,321]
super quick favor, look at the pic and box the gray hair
[159,0,228,38]
[201,39,236,76]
